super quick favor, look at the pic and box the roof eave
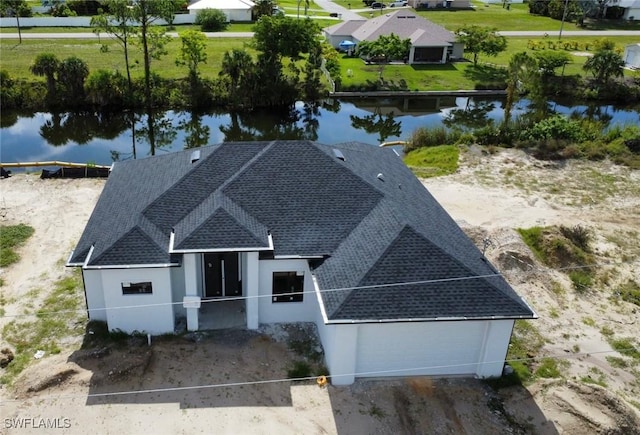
[168,230,274,253]
[323,313,537,325]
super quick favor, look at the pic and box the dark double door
[204,253,241,298]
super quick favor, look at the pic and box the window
[122,281,153,295]
[272,272,304,303]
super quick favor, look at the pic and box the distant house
[187,0,255,22]
[613,0,640,19]
[411,0,473,8]
[69,140,535,385]
[324,10,464,64]
[624,43,640,68]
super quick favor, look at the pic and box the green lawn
[338,35,640,90]
[0,38,253,80]
[355,0,640,31]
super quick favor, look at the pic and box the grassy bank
[2,35,637,92]
[0,224,35,268]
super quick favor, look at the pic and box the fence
[0,14,196,28]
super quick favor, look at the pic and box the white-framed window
[272,272,304,302]
[122,281,153,295]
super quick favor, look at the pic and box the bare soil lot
[1,148,640,434]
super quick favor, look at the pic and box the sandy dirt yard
[1,148,640,434]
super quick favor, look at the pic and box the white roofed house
[324,10,463,64]
[611,0,640,19]
[187,0,255,22]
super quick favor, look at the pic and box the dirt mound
[504,380,640,434]
[12,355,88,399]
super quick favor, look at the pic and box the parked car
[388,0,408,6]
[371,2,387,8]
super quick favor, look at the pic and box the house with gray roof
[324,10,463,64]
[69,140,535,385]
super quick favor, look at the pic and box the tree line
[1,0,332,112]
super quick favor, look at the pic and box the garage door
[355,321,486,378]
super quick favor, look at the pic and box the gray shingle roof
[326,10,456,46]
[71,140,534,321]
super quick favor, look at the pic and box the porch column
[409,46,415,64]
[183,253,200,331]
[245,252,260,330]
[440,47,447,63]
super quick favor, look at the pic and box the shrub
[406,127,460,151]
[617,280,640,307]
[535,357,561,378]
[287,360,312,379]
[569,270,593,293]
[559,225,592,252]
[517,227,545,261]
[85,69,129,107]
[196,9,228,32]
[609,338,640,360]
[522,115,586,143]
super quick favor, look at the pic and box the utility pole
[558,0,569,41]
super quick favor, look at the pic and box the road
[2,29,639,39]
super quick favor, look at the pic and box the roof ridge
[215,140,278,192]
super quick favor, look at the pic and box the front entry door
[204,253,241,298]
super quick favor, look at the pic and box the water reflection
[1,97,638,168]
[39,111,129,146]
[350,111,402,143]
[443,99,496,130]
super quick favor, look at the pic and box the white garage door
[355,321,486,378]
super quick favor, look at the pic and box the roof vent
[377,173,385,182]
[332,148,345,161]
[190,150,201,163]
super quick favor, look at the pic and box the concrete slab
[199,299,246,330]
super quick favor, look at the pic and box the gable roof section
[143,141,267,236]
[310,141,534,320]
[349,10,455,46]
[323,226,531,320]
[69,145,220,265]
[324,20,367,37]
[223,141,383,256]
[174,208,267,250]
[90,226,169,266]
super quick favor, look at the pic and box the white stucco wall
[98,267,175,334]
[314,314,515,385]
[82,269,107,322]
[354,319,514,379]
[257,259,317,324]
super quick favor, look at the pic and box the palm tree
[583,50,625,84]
[504,52,540,126]
[221,49,254,93]
[58,56,89,102]
[30,53,59,99]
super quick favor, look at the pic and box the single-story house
[324,10,464,64]
[411,0,472,8]
[624,43,640,68]
[611,0,640,19]
[69,140,536,385]
[187,0,255,22]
